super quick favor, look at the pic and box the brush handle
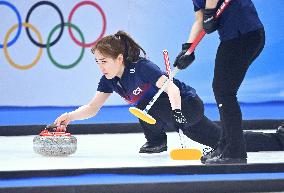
[163,50,172,76]
[145,67,179,112]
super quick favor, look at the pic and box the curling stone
[33,126,77,157]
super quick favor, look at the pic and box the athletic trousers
[136,94,283,152]
[213,28,266,157]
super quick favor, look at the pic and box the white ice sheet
[0,132,283,172]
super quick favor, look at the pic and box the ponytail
[114,31,146,63]
[91,30,146,64]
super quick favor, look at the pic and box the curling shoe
[200,140,226,164]
[205,145,247,164]
[201,146,223,164]
[139,141,167,153]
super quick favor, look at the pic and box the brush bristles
[129,107,156,124]
[170,148,202,160]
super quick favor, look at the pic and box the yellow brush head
[170,148,202,160]
[129,107,156,124]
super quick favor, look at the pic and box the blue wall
[0,1,283,125]
[0,0,283,107]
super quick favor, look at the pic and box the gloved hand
[202,8,219,34]
[172,109,188,132]
[173,43,195,70]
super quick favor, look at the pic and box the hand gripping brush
[166,50,202,160]
[162,50,202,160]
[129,0,232,125]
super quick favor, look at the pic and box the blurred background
[0,0,283,125]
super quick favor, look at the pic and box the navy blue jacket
[193,0,264,41]
[97,58,196,105]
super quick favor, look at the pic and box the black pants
[137,94,283,152]
[213,28,266,157]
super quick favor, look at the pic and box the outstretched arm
[54,91,111,131]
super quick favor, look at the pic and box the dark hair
[91,31,146,64]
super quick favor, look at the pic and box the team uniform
[192,0,266,161]
[97,58,284,153]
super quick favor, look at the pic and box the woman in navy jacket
[174,0,266,164]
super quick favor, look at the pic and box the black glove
[173,43,195,70]
[172,109,188,132]
[202,8,219,34]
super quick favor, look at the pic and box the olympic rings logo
[0,0,106,70]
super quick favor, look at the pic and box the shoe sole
[205,158,247,165]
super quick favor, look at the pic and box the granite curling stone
[33,127,77,157]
